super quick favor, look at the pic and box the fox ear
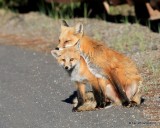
[75,23,83,36]
[61,20,69,27]
[51,50,61,58]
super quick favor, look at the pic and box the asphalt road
[0,45,148,128]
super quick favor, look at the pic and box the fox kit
[51,47,122,111]
[55,20,142,106]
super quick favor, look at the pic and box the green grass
[38,1,82,19]
[111,31,146,52]
[145,59,160,75]
[143,86,150,92]
[109,4,135,16]
[143,58,160,88]
[0,0,4,8]
[0,0,28,9]
[120,16,129,24]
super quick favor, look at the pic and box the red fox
[55,20,142,107]
[51,47,122,111]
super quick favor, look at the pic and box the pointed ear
[75,23,83,36]
[75,40,81,50]
[61,20,69,27]
[51,50,61,58]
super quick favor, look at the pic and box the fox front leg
[73,82,86,111]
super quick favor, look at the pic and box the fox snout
[64,66,72,71]
[55,47,59,50]
[65,66,69,70]
[55,47,64,51]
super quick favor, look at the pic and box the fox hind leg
[125,81,142,107]
[105,83,122,106]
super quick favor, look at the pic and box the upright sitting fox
[54,20,142,110]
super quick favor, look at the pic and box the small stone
[151,45,158,50]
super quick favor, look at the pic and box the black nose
[65,66,68,70]
[55,47,59,50]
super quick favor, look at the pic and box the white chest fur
[70,63,87,82]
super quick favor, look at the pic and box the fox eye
[70,58,74,61]
[64,40,70,44]
[62,59,65,62]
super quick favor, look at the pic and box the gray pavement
[0,45,148,128]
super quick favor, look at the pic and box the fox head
[55,20,83,50]
[51,47,80,71]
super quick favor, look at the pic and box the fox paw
[125,101,138,108]
[96,101,111,109]
[72,107,83,112]
[72,107,78,112]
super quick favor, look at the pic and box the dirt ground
[0,9,159,124]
